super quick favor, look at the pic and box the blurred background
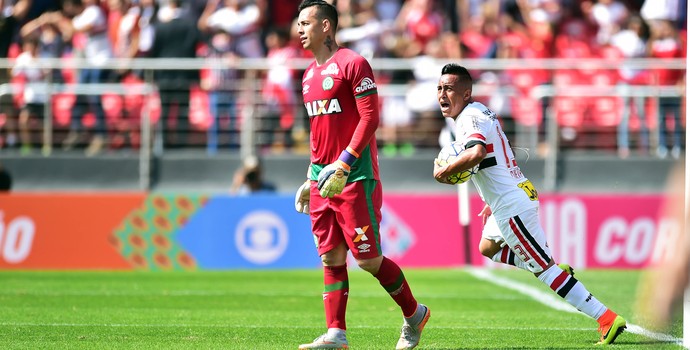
[0,0,685,193]
[0,0,686,273]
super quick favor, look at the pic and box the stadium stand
[0,0,685,192]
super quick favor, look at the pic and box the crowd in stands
[0,0,686,158]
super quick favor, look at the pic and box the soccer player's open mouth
[440,102,450,110]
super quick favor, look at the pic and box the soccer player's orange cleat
[396,304,431,350]
[596,309,626,345]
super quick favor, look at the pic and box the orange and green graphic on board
[110,194,209,271]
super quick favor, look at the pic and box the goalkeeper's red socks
[323,265,349,330]
[375,256,418,317]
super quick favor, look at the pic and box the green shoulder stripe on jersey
[355,89,377,98]
[310,145,375,182]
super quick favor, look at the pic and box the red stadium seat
[509,70,536,95]
[587,71,622,127]
[102,93,124,125]
[511,95,543,126]
[589,96,622,127]
[554,96,586,127]
[145,92,162,125]
[81,112,96,128]
[7,43,20,59]
[189,86,212,130]
[52,93,76,127]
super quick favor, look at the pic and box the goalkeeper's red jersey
[301,47,380,182]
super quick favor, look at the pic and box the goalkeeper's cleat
[396,304,431,350]
[558,263,575,276]
[298,332,348,349]
[596,310,626,345]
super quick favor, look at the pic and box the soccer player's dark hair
[441,63,473,88]
[298,0,339,30]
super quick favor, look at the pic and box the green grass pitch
[0,269,683,349]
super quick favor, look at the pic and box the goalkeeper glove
[294,180,311,214]
[317,149,357,198]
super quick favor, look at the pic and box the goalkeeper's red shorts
[310,179,383,260]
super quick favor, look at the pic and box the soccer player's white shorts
[481,207,552,273]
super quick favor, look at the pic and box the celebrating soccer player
[293,1,430,349]
[433,63,627,345]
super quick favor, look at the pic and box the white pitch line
[0,322,593,331]
[467,268,684,345]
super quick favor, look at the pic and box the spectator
[394,0,445,57]
[20,10,68,85]
[267,0,300,33]
[0,0,31,150]
[11,37,47,154]
[588,0,629,45]
[405,37,447,149]
[108,0,132,68]
[229,154,276,195]
[640,0,683,24]
[51,0,113,156]
[108,0,143,149]
[198,0,242,150]
[198,0,265,59]
[610,14,650,158]
[150,0,200,149]
[135,0,158,58]
[459,6,500,59]
[260,26,299,151]
[648,19,684,159]
[335,0,384,59]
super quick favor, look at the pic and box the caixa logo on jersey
[0,211,35,264]
[355,77,376,93]
[235,210,289,265]
[304,99,342,117]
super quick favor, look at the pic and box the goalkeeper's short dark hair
[298,0,339,30]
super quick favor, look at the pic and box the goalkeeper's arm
[316,92,379,198]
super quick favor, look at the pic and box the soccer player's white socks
[491,246,532,271]
[537,264,607,320]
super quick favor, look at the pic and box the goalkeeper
[293,2,429,349]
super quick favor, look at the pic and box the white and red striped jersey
[454,101,539,220]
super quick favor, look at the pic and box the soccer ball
[436,141,478,184]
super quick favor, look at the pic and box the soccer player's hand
[478,204,492,225]
[317,160,350,198]
[433,158,454,184]
[294,180,311,214]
